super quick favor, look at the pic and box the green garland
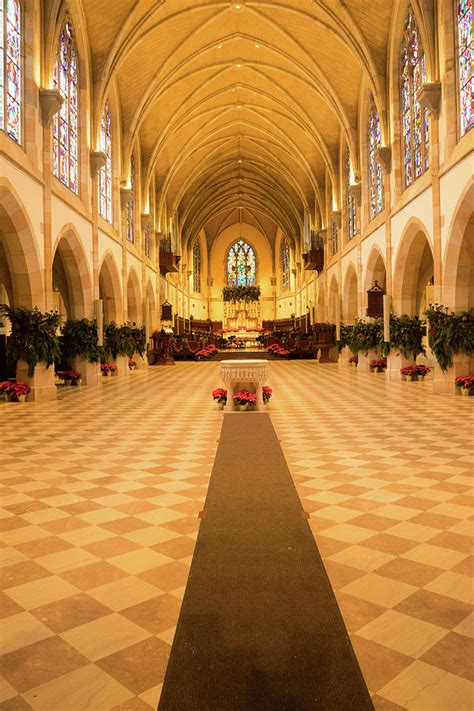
[104,323,147,359]
[222,285,261,303]
[382,314,426,359]
[339,318,384,355]
[424,305,474,371]
[0,305,61,377]
[61,319,100,364]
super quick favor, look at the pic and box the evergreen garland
[61,319,100,364]
[0,305,61,377]
[222,285,261,303]
[424,305,474,371]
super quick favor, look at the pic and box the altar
[223,299,261,331]
[220,359,268,412]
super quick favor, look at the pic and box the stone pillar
[386,353,414,382]
[433,354,474,396]
[338,346,351,367]
[113,355,130,377]
[357,350,378,373]
[134,352,149,370]
[72,357,99,386]
[17,360,57,402]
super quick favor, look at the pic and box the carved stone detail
[90,151,106,177]
[39,89,63,126]
[348,183,362,205]
[120,187,133,210]
[417,82,441,115]
[376,146,392,173]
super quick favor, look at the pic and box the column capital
[90,151,106,177]
[376,145,392,172]
[417,82,441,115]
[120,187,133,210]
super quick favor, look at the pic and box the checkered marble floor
[270,361,473,711]
[1,361,472,711]
[0,365,222,710]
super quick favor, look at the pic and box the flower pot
[71,379,82,386]
[103,371,111,377]
[216,401,225,410]
[461,387,473,397]
[7,394,26,402]
[238,403,248,412]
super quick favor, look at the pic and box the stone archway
[0,181,43,309]
[393,220,434,316]
[342,265,358,324]
[443,184,474,312]
[364,246,386,293]
[126,268,142,325]
[99,252,123,323]
[52,228,93,321]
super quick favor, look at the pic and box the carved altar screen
[227,240,256,286]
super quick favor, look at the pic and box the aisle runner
[158,414,373,710]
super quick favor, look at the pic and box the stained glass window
[227,240,256,286]
[331,220,338,256]
[368,96,384,220]
[0,0,21,143]
[346,147,357,239]
[401,6,429,188]
[126,155,135,243]
[281,239,290,290]
[193,240,201,293]
[458,0,473,136]
[53,17,79,193]
[99,102,112,223]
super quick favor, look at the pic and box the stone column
[357,350,378,373]
[72,357,99,386]
[113,355,130,377]
[386,353,414,382]
[433,355,474,396]
[17,360,57,402]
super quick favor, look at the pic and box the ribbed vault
[81,0,396,250]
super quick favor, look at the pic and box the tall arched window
[0,0,22,143]
[400,6,429,188]
[368,96,384,220]
[99,102,112,223]
[193,240,201,293]
[227,240,256,286]
[457,0,473,136]
[53,17,79,193]
[331,219,338,256]
[280,239,290,290]
[126,155,135,243]
[346,147,357,239]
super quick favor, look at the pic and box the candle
[383,295,391,342]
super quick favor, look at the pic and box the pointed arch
[126,267,141,325]
[99,251,123,323]
[226,239,257,287]
[364,245,387,294]
[393,218,434,315]
[443,181,474,311]
[52,225,93,319]
[0,179,43,308]
[342,263,359,323]
[99,102,113,223]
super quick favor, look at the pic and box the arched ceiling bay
[82,0,395,250]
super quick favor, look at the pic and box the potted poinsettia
[100,363,117,377]
[262,386,273,404]
[455,375,474,396]
[349,354,358,366]
[233,390,257,411]
[400,364,430,382]
[0,381,31,402]
[212,388,227,409]
[370,358,387,373]
[62,370,82,386]
[128,359,137,370]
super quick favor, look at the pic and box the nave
[0,362,472,710]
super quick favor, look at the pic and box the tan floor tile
[138,683,162,708]
[1,636,89,693]
[31,593,111,633]
[108,549,172,574]
[401,543,468,569]
[22,663,133,710]
[0,612,54,654]
[379,660,474,711]
[356,609,448,657]
[375,557,444,587]
[124,526,181,547]
[61,561,128,591]
[35,547,99,574]
[341,574,417,608]
[4,576,79,610]
[138,562,191,591]
[97,637,171,694]
[394,588,472,630]
[328,545,395,573]
[315,523,374,544]
[88,577,161,611]
[121,593,183,634]
[335,592,385,633]
[424,571,473,604]
[350,635,412,693]
[0,561,50,590]
[421,631,474,682]
[453,612,474,639]
[60,613,151,661]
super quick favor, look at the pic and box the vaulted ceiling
[82,0,394,249]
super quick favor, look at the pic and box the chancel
[0,1,472,710]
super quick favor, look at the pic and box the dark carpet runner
[158,413,374,711]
